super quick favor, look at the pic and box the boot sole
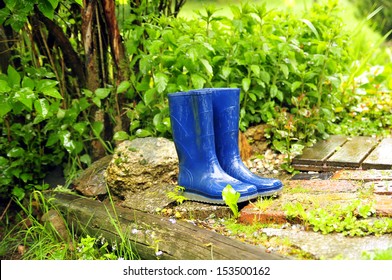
[258,187,283,197]
[183,192,260,205]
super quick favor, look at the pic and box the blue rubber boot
[168,90,259,204]
[211,88,283,196]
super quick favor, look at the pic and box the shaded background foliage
[350,0,392,40]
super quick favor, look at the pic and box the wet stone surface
[262,227,392,260]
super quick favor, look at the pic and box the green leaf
[0,7,10,25]
[139,56,151,75]
[200,59,213,76]
[154,72,169,93]
[248,92,257,102]
[242,77,251,92]
[34,98,50,118]
[251,65,260,77]
[117,81,131,94]
[0,98,11,117]
[73,0,83,6]
[272,139,287,153]
[80,154,91,165]
[279,64,289,79]
[0,80,11,93]
[270,84,278,98]
[276,89,284,102]
[92,121,104,136]
[92,96,101,107]
[36,79,58,91]
[143,89,156,106]
[222,185,240,218]
[191,74,206,89]
[46,133,59,147]
[291,81,302,92]
[59,131,76,153]
[38,0,55,19]
[221,66,232,80]
[7,65,20,88]
[135,128,152,138]
[7,147,25,157]
[130,120,140,132]
[48,0,59,9]
[16,88,34,110]
[12,186,25,201]
[95,88,111,99]
[300,19,320,40]
[22,76,35,90]
[73,122,88,135]
[42,87,63,99]
[260,71,270,84]
[113,131,130,141]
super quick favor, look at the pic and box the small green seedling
[222,185,240,219]
[167,186,188,204]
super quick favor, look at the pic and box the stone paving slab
[261,228,392,260]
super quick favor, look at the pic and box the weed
[1,189,138,260]
[222,185,240,219]
[166,186,188,205]
[362,247,392,260]
[251,197,275,211]
[284,200,392,236]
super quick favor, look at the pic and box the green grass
[0,190,138,260]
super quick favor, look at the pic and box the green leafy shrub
[0,66,113,200]
[121,2,353,155]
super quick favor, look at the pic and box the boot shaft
[168,90,217,167]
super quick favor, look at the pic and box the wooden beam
[292,135,347,166]
[50,192,286,260]
[362,138,392,169]
[326,136,378,168]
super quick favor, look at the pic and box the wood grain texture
[326,136,378,168]
[292,135,347,165]
[362,138,392,169]
[50,192,286,260]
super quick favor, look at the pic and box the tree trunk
[102,0,130,133]
[50,192,286,260]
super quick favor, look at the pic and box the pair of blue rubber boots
[168,88,283,204]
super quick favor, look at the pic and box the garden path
[292,135,392,171]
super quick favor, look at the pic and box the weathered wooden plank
[292,135,348,165]
[362,138,392,169]
[50,192,285,260]
[326,136,378,168]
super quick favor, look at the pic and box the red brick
[374,195,392,217]
[239,204,287,224]
[285,180,361,193]
[332,170,392,181]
